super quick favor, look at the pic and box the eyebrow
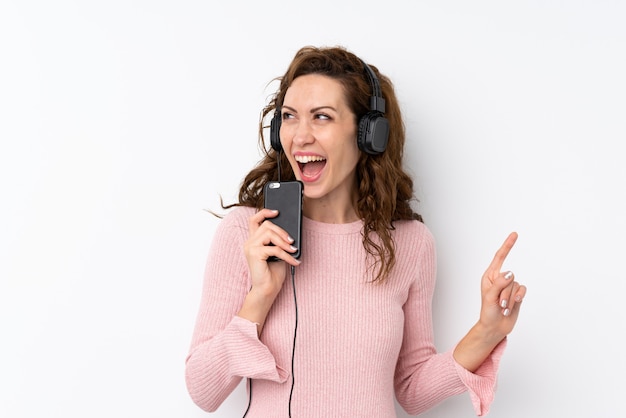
[282,105,337,114]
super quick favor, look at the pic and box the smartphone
[263,180,303,261]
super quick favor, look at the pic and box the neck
[303,196,359,224]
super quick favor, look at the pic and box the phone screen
[263,181,303,260]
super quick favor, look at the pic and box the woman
[185,45,526,417]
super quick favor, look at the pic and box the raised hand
[453,232,528,372]
[479,232,527,339]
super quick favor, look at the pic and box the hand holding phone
[263,181,303,261]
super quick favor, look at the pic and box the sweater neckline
[302,216,363,235]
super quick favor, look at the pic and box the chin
[301,184,325,200]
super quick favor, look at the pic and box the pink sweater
[186,206,505,417]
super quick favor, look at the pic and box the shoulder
[214,206,256,236]
[221,206,256,226]
[392,219,435,244]
[392,219,436,258]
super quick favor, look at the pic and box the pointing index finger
[487,232,518,273]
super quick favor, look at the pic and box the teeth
[294,155,326,163]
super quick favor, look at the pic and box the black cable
[277,149,282,182]
[288,265,298,417]
[242,378,252,417]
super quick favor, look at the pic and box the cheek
[330,143,360,180]
[285,155,300,176]
[343,138,361,167]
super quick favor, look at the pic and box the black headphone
[270,59,389,155]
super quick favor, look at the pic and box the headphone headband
[360,59,385,113]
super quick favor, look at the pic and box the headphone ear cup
[357,112,390,155]
[270,112,282,152]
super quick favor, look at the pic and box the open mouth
[295,154,327,180]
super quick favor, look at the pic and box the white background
[1,1,625,417]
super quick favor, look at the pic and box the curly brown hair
[224,45,423,283]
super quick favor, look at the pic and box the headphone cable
[288,265,298,417]
[277,149,282,182]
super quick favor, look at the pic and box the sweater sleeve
[453,337,507,416]
[394,225,506,416]
[185,209,289,412]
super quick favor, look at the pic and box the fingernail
[515,295,523,302]
[504,271,513,280]
[290,245,298,252]
[287,235,294,243]
[503,308,511,316]
[500,300,508,309]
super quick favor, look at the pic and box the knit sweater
[185,206,506,417]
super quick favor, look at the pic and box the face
[280,74,360,213]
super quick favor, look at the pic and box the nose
[287,119,314,147]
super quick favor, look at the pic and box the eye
[282,111,295,120]
[315,113,331,120]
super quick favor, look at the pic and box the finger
[253,208,278,224]
[504,281,522,314]
[260,220,295,246]
[486,270,515,303]
[486,232,518,274]
[262,243,301,266]
[504,284,526,318]
[250,210,294,245]
[512,284,527,306]
[248,210,300,266]
[250,209,279,230]
[499,272,515,311]
[253,224,299,256]
[246,227,295,263]
[257,227,296,251]
[501,279,521,316]
[259,208,280,219]
[268,251,302,267]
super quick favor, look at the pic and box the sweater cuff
[224,316,290,383]
[454,337,507,416]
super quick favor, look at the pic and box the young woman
[185,45,527,417]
